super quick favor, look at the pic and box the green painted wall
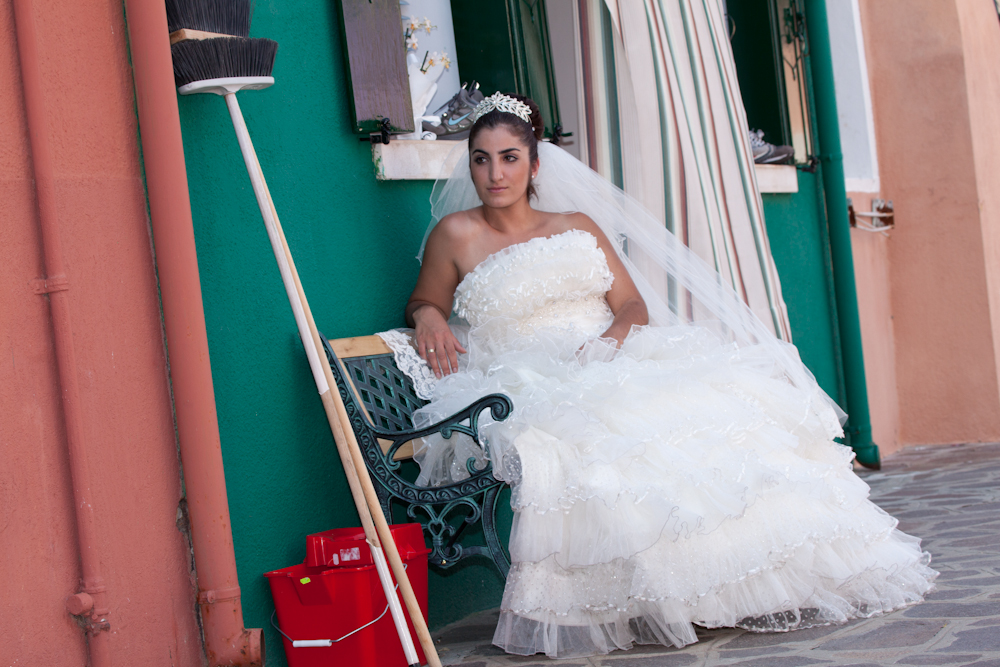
[761,172,845,407]
[174,2,504,664]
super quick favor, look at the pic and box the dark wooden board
[339,0,414,133]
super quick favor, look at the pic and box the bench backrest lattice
[343,354,422,433]
[321,335,513,577]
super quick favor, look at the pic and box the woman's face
[469,125,539,209]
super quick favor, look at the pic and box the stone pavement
[430,442,1000,667]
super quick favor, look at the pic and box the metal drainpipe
[803,0,880,469]
[122,1,263,664]
[12,1,113,663]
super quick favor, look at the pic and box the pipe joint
[203,626,264,667]
[66,592,94,616]
[198,586,242,604]
[86,618,112,636]
[199,591,264,665]
[31,274,71,294]
[67,594,111,636]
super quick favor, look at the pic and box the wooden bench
[321,334,514,577]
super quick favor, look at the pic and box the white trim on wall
[827,0,881,193]
[545,0,588,161]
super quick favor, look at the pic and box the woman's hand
[599,296,648,348]
[405,213,474,379]
[411,303,467,378]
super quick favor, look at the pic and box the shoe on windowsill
[423,81,485,140]
[749,129,794,164]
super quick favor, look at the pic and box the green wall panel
[761,171,845,406]
[174,2,504,663]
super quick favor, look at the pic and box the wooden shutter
[338,0,414,134]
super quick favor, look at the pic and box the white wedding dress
[383,228,936,659]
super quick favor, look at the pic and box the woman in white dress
[392,93,936,659]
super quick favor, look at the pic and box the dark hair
[469,94,544,200]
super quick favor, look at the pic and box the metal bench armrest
[370,394,512,473]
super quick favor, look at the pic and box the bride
[387,92,936,659]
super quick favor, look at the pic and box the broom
[169,22,440,667]
[166,0,251,42]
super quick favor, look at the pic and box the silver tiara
[471,92,532,124]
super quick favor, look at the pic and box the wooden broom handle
[226,92,436,667]
[252,152,442,667]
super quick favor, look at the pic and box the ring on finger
[427,348,436,353]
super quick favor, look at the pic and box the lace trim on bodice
[375,329,437,400]
[453,230,614,328]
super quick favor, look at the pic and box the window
[450,0,562,138]
[727,0,815,164]
[338,0,563,140]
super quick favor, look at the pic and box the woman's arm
[569,213,649,345]
[406,217,468,378]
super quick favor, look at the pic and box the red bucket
[265,523,430,667]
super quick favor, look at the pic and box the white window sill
[372,139,467,181]
[755,164,798,193]
[374,140,799,195]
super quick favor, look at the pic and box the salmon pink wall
[848,214,901,455]
[956,0,1000,402]
[855,0,1000,446]
[0,0,203,664]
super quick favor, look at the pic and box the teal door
[727,0,879,467]
[727,1,847,411]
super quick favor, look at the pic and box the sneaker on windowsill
[423,81,485,140]
[749,129,794,164]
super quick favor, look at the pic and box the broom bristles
[171,37,278,88]
[166,0,252,37]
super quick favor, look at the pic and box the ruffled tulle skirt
[410,324,937,659]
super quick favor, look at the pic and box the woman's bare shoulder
[553,211,606,239]
[427,208,484,242]
[422,209,489,267]
[427,208,484,246]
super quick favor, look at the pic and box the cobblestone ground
[431,442,1000,667]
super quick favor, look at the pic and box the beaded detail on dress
[453,229,614,330]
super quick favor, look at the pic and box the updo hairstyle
[469,94,544,200]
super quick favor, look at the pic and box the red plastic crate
[265,523,429,667]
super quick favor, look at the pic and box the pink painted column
[857,0,1000,446]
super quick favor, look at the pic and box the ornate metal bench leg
[481,485,510,578]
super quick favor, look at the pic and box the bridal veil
[419,141,845,428]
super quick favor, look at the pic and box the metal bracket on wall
[31,274,70,294]
[550,123,574,146]
[797,155,820,173]
[848,198,894,232]
[360,117,392,145]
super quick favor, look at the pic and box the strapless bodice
[453,230,615,338]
